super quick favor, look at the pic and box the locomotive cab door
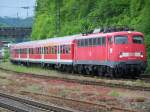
[107,36,114,61]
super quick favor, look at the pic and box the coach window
[55,46,57,54]
[38,48,40,54]
[44,47,46,54]
[51,47,53,54]
[66,45,70,54]
[46,47,48,54]
[115,36,128,44]
[39,47,42,54]
[32,48,34,54]
[19,49,21,54]
[44,47,45,54]
[24,49,26,54]
[59,46,61,54]
[20,49,22,54]
[51,47,54,54]
[33,48,35,54]
[29,48,31,54]
[63,45,65,54]
[48,47,50,54]
[21,49,23,54]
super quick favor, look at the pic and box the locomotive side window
[115,36,128,44]
[102,37,106,46]
[81,39,85,47]
[132,36,144,44]
[97,37,106,46]
[89,38,92,46]
[77,37,106,47]
[93,38,97,46]
[85,39,88,46]
[77,40,81,47]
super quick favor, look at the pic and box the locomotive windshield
[132,35,144,44]
[115,36,128,44]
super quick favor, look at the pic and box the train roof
[11,31,144,49]
[11,34,81,49]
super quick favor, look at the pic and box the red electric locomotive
[10,28,147,78]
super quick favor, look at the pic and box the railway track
[19,91,138,112]
[0,67,150,92]
[0,92,76,112]
[0,91,138,112]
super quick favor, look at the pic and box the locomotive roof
[11,31,143,49]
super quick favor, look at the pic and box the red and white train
[10,29,147,78]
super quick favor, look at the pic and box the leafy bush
[145,34,150,73]
[3,48,10,62]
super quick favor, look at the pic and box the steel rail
[20,91,138,112]
[0,92,76,112]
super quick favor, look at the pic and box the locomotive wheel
[107,67,114,78]
[77,65,83,74]
[84,66,91,75]
[73,65,78,73]
[97,66,104,77]
[41,63,45,68]
[85,68,90,75]
[66,65,72,73]
[114,68,122,78]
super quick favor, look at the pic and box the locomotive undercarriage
[11,59,147,79]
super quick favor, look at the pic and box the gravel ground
[0,68,150,112]
[0,107,12,112]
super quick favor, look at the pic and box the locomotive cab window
[108,37,113,44]
[115,36,128,44]
[132,36,144,44]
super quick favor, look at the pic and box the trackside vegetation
[31,0,150,73]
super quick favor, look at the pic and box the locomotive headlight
[140,52,144,58]
[119,52,123,58]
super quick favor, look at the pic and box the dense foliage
[32,0,150,72]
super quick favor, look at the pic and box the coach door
[57,45,60,63]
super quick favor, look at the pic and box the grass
[109,90,119,97]
[0,79,11,85]
[0,61,58,76]
[0,61,150,88]
[21,84,43,93]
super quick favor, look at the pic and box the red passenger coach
[10,28,147,78]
